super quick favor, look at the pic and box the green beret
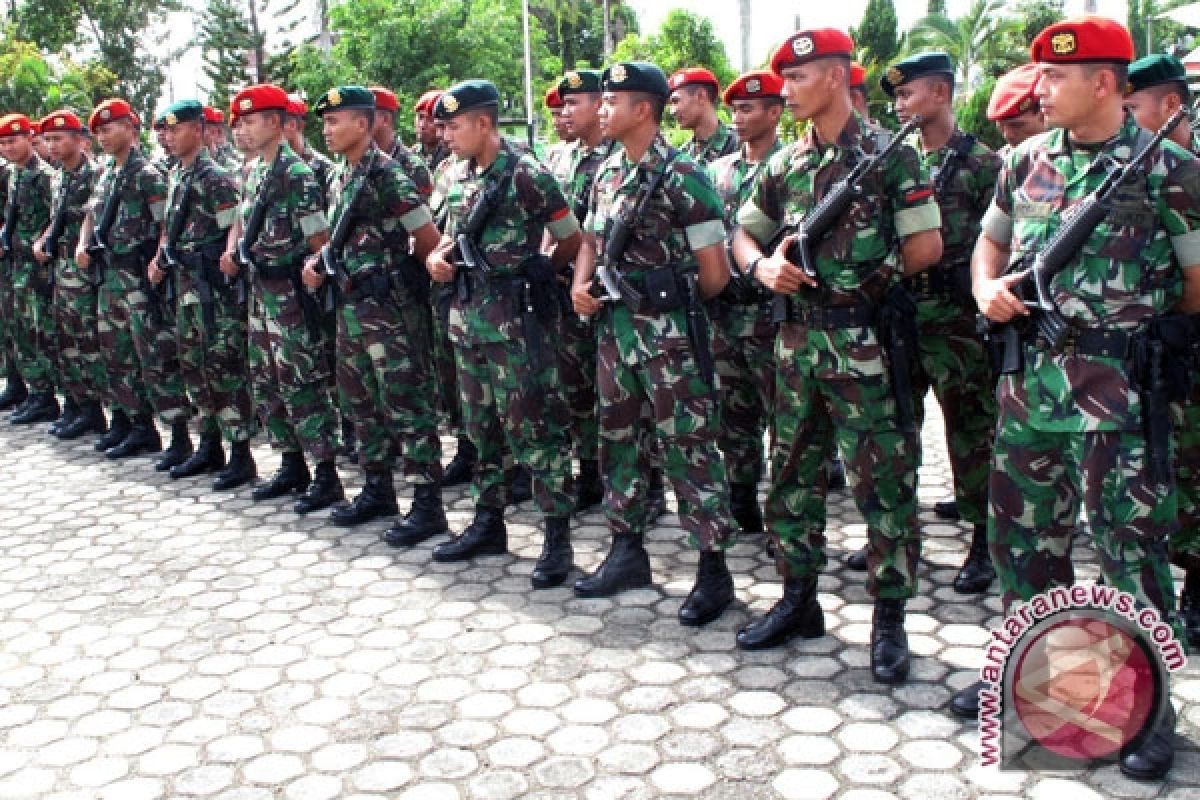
[1127,54,1187,95]
[602,61,670,97]
[557,69,603,96]
[313,85,376,116]
[881,51,955,97]
[157,99,204,127]
[434,80,500,120]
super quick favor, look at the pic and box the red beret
[987,64,1041,121]
[370,87,399,113]
[723,71,784,104]
[414,90,443,114]
[88,99,136,133]
[771,29,854,75]
[668,67,720,94]
[230,84,290,117]
[0,114,32,138]
[850,62,866,89]
[286,94,308,117]
[545,86,564,109]
[203,106,225,124]
[1031,16,1133,65]
[40,110,84,133]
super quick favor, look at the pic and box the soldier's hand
[976,272,1028,323]
[75,247,90,269]
[301,260,324,290]
[32,238,48,264]
[147,259,164,286]
[219,250,239,278]
[572,282,602,316]
[427,253,456,284]
[757,234,812,294]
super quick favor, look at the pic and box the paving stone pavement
[0,399,1196,800]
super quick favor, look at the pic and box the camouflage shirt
[558,139,617,224]
[212,143,242,172]
[981,114,1200,433]
[385,139,434,196]
[88,149,167,257]
[417,141,451,174]
[919,127,1001,267]
[5,153,55,256]
[239,142,329,269]
[543,140,575,185]
[165,150,239,305]
[429,153,461,229]
[49,156,97,256]
[296,142,335,202]
[684,120,739,166]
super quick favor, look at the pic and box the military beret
[434,80,500,120]
[850,62,867,89]
[31,119,43,135]
[601,61,670,97]
[40,110,84,133]
[668,67,720,94]
[557,69,602,96]
[286,94,308,117]
[723,71,784,104]
[0,114,32,138]
[1127,53,1187,95]
[202,106,225,124]
[88,99,136,133]
[230,84,289,117]
[414,89,443,114]
[370,87,399,113]
[545,86,564,109]
[158,99,204,127]
[770,29,854,75]
[1031,16,1134,65]
[881,52,955,97]
[313,85,375,116]
[987,64,1041,120]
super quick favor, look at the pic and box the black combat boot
[827,456,847,490]
[0,363,27,411]
[384,482,449,547]
[736,576,824,650]
[251,451,310,501]
[49,396,80,436]
[170,430,225,480]
[845,545,868,571]
[953,524,996,594]
[1181,568,1200,651]
[508,465,533,506]
[105,415,162,459]
[330,469,398,526]
[11,392,60,425]
[294,461,344,514]
[154,419,194,471]
[934,498,960,519]
[573,534,652,598]
[1119,703,1176,781]
[644,468,668,524]
[678,551,735,627]
[58,401,107,440]
[212,440,256,491]
[531,516,573,589]
[95,409,130,452]
[871,598,910,684]
[949,680,985,719]
[432,506,507,562]
[730,483,763,533]
[575,459,604,512]
[442,436,476,486]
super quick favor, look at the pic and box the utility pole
[740,0,752,71]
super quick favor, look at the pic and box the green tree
[927,0,945,15]
[0,36,116,116]
[955,75,1003,150]
[906,0,1023,88]
[534,0,638,72]
[199,0,258,112]
[1012,0,1063,47]
[610,9,734,86]
[853,0,900,65]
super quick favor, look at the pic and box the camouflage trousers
[557,308,599,461]
[596,315,736,551]
[910,295,996,525]
[248,279,339,463]
[432,289,465,434]
[176,277,255,443]
[12,261,57,393]
[0,269,13,375]
[132,278,190,425]
[766,322,920,599]
[1171,385,1200,568]
[454,332,574,516]
[97,264,155,418]
[989,419,1178,623]
[336,294,442,482]
[712,301,775,486]
[53,262,106,404]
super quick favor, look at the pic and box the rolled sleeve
[894,201,940,238]
[685,218,727,252]
[400,205,433,233]
[148,200,167,223]
[547,210,580,241]
[736,200,781,246]
[298,212,329,238]
[981,203,1013,245]
[1171,229,1200,268]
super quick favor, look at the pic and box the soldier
[1124,53,1200,651]
[568,61,739,626]
[35,110,106,439]
[284,96,335,199]
[849,62,871,119]
[730,31,943,682]
[202,106,240,170]
[79,99,194,465]
[949,18,1200,779]
[369,87,434,196]
[870,51,1002,591]
[151,118,177,174]
[414,90,451,172]
[0,113,57,425]
[668,67,739,165]
[543,85,576,176]
[221,84,345,514]
[153,100,257,490]
[708,70,785,535]
[425,79,580,587]
[0,154,21,412]
[986,64,1045,152]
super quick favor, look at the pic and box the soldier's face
[0,136,27,163]
[1123,89,1172,133]
[562,94,601,139]
[322,109,369,155]
[443,113,485,158]
[850,87,870,117]
[94,119,134,155]
[892,77,940,125]
[31,136,50,160]
[668,86,700,129]
[997,110,1045,148]
[550,108,573,141]
[416,110,438,145]
[731,99,778,143]
[780,62,839,121]
[239,112,279,153]
[1036,64,1105,129]
[599,92,636,140]
[163,120,202,157]
[204,124,225,149]
[44,131,81,163]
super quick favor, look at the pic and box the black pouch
[644,266,685,313]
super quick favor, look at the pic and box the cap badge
[746,78,761,94]
[610,64,628,84]
[1051,31,1077,56]
[442,94,459,113]
[566,72,582,89]
[329,88,342,106]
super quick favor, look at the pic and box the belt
[904,268,959,296]
[785,302,875,329]
[254,261,297,281]
[340,269,392,303]
[1036,326,1132,359]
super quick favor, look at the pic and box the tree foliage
[906,0,1023,88]
[199,0,259,112]
[0,35,116,116]
[853,0,900,66]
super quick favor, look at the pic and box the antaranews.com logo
[977,582,1186,769]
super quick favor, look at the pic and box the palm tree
[905,0,1023,90]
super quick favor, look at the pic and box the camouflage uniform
[298,143,335,200]
[5,155,56,393]
[49,157,103,407]
[980,116,1200,624]
[442,144,578,516]
[328,144,442,481]
[585,135,736,549]
[417,141,451,174]
[737,112,941,599]
[165,149,255,444]
[212,143,241,171]
[429,154,466,434]
[684,121,739,166]
[241,143,339,463]
[386,140,434,196]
